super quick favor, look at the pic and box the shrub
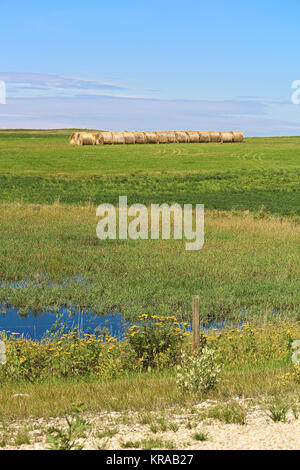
[126,314,186,370]
[176,348,221,393]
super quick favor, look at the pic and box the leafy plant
[46,403,89,450]
[127,315,185,369]
[267,397,290,423]
[176,348,221,393]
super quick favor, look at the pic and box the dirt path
[1,400,300,450]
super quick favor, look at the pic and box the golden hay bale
[134,132,146,144]
[186,131,200,143]
[208,131,222,142]
[70,133,76,144]
[112,132,125,144]
[198,131,211,143]
[78,132,97,145]
[166,131,177,143]
[123,131,136,144]
[70,132,80,145]
[94,132,104,145]
[231,131,244,142]
[144,132,159,144]
[100,131,113,144]
[220,131,234,143]
[175,131,189,143]
[156,131,170,144]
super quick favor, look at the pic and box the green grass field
[0,131,299,321]
[0,132,300,216]
[0,204,299,321]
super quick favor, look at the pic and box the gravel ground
[1,399,300,450]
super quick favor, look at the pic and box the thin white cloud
[0,72,157,99]
[0,72,126,90]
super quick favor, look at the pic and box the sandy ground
[1,399,300,450]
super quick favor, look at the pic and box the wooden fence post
[192,295,200,351]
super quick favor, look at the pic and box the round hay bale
[70,132,81,145]
[112,132,125,144]
[101,131,113,144]
[134,132,146,144]
[144,132,159,144]
[94,132,104,145]
[123,131,136,144]
[208,131,222,143]
[156,131,170,144]
[79,132,97,145]
[167,131,177,143]
[186,131,200,143]
[198,132,211,143]
[220,131,234,143]
[231,131,244,142]
[175,131,189,143]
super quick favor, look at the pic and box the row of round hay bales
[70,130,243,145]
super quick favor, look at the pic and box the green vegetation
[0,130,300,435]
[267,396,290,423]
[0,132,299,216]
[0,131,299,319]
[46,403,89,450]
[1,132,299,177]
[0,319,299,421]
[0,203,299,320]
[193,431,208,441]
[204,402,247,425]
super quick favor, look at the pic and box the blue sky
[0,0,300,135]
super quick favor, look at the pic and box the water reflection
[0,303,130,341]
[0,303,246,342]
